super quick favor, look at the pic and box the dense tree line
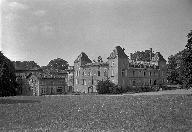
[41,58,69,75]
[167,30,192,89]
[0,52,17,96]
[131,50,155,61]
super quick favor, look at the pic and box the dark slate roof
[107,46,128,59]
[74,52,92,65]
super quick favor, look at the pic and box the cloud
[33,10,46,17]
[8,1,28,10]
[40,23,54,36]
[28,22,54,37]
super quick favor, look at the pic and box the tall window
[111,70,114,77]
[104,71,108,77]
[149,72,152,76]
[75,79,78,84]
[133,80,136,86]
[82,79,86,85]
[133,71,135,77]
[149,79,152,85]
[121,69,125,77]
[41,87,46,95]
[125,69,127,77]
[76,71,79,76]
[98,71,100,76]
[144,71,146,76]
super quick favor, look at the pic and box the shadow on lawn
[0,99,40,104]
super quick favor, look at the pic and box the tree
[167,55,181,84]
[180,30,192,89]
[96,79,125,94]
[46,58,69,72]
[0,52,17,96]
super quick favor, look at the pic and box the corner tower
[107,46,129,88]
[74,52,92,92]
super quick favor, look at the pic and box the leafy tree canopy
[46,58,69,72]
[180,30,192,88]
[0,51,17,96]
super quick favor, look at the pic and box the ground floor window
[82,79,86,85]
[133,80,136,86]
[41,87,46,95]
[57,87,63,94]
[149,79,152,85]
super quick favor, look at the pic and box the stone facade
[27,73,68,96]
[74,46,167,93]
[67,66,75,92]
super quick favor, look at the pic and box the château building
[74,46,167,93]
[27,72,68,96]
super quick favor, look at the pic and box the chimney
[150,48,152,61]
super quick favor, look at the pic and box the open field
[0,91,192,131]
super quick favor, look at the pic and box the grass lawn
[0,94,192,132]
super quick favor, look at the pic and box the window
[88,72,91,76]
[111,70,114,77]
[75,79,78,84]
[133,81,136,86]
[125,69,127,77]
[98,71,100,76]
[149,72,152,76]
[82,72,85,76]
[57,87,63,94]
[121,69,125,77]
[76,71,79,76]
[104,71,108,77]
[149,79,152,85]
[82,79,86,85]
[112,61,115,66]
[144,71,146,76]
[41,87,46,94]
[133,71,135,76]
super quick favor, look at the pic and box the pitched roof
[74,52,92,65]
[152,52,166,62]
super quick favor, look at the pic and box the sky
[1,0,192,66]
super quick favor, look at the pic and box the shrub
[96,79,124,94]
[96,79,115,94]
